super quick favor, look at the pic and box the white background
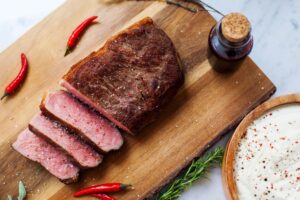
[1,0,299,199]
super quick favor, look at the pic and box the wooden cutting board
[0,0,275,199]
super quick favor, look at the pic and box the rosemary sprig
[155,147,224,200]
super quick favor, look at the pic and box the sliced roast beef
[12,128,79,184]
[29,112,103,168]
[40,90,123,152]
[61,17,184,134]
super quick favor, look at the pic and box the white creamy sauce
[234,104,300,200]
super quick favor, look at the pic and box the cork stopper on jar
[221,13,251,43]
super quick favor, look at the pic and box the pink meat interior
[60,80,132,134]
[45,89,123,152]
[12,128,79,180]
[30,112,103,168]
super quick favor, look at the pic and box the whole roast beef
[61,17,184,134]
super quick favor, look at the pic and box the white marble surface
[1,0,300,199]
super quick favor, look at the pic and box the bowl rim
[222,94,300,200]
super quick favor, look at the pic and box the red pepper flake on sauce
[234,106,300,199]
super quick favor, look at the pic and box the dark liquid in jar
[208,22,253,72]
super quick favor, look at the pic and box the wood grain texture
[222,94,300,200]
[0,0,275,199]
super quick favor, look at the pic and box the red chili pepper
[1,53,28,100]
[64,16,98,56]
[91,193,116,200]
[73,183,131,197]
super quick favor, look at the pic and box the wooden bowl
[222,94,300,200]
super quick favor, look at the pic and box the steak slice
[29,112,103,168]
[40,90,123,152]
[61,17,184,134]
[12,128,79,184]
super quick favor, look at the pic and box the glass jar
[208,13,253,72]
